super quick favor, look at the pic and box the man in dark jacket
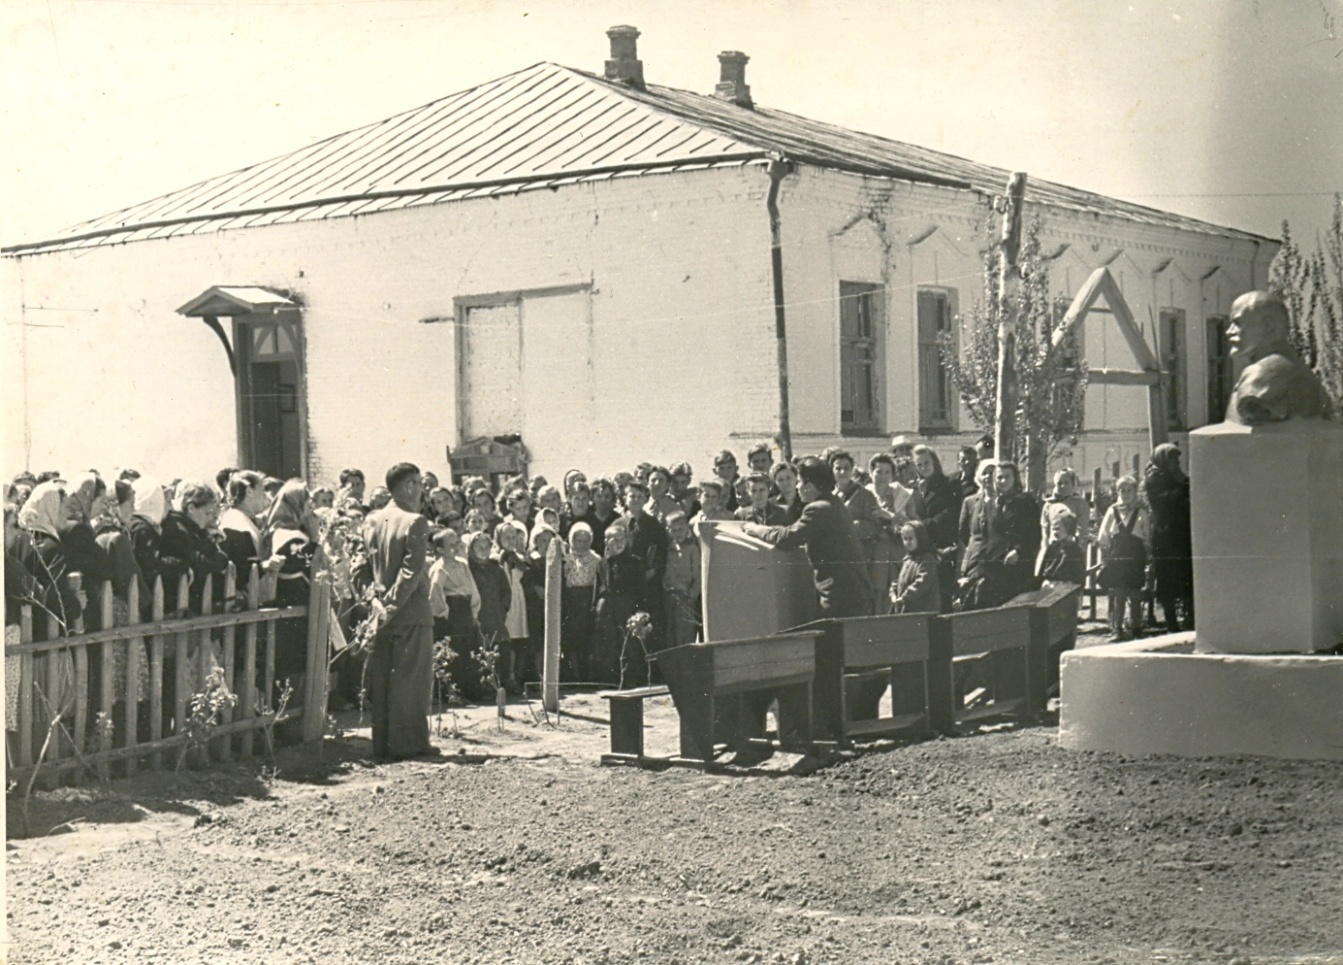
[366,462,437,761]
[742,457,872,619]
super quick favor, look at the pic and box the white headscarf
[17,481,66,540]
[131,474,168,526]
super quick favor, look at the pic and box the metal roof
[4,62,1270,255]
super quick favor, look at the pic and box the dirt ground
[5,618,1343,965]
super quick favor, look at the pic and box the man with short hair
[365,462,437,761]
[742,457,872,618]
[712,450,743,513]
[733,471,789,525]
[746,442,773,475]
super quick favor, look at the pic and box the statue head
[1228,291,1290,363]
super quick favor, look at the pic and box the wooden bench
[938,605,1036,730]
[787,614,943,747]
[597,685,671,766]
[1007,584,1081,713]
[653,631,820,767]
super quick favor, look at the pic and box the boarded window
[839,282,882,433]
[917,288,956,432]
[459,302,523,439]
[1160,309,1187,431]
[1206,314,1231,424]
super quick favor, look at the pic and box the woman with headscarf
[13,482,79,721]
[128,474,169,601]
[93,479,150,707]
[1142,443,1194,633]
[261,479,319,692]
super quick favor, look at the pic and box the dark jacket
[749,493,873,618]
[14,531,82,635]
[912,473,962,551]
[470,556,511,643]
[159,511,231,613]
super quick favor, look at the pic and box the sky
[1,0,1340,251]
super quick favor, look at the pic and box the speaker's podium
[639,523,820,766]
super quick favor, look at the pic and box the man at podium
[741,456,874,618]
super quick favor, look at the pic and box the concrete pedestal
[1059,635,1343,761]
[1190,420,1343,654]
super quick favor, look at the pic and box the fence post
[302,549,331,744]
[543,536,562,714]
[173,575,190,764]
[124,579,141,777]
[149,577,165,770]
[240,566,259,759]
[196,573,214,768]
[98,580,116,783]
[17,606,34,768]
[217,564,237,762]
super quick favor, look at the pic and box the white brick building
[3,27,1273,485]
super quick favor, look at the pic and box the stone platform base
[1059,633,1343,761]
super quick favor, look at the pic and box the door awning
[176,286,299,376]
[176,286,297,318]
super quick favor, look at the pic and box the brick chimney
[604,25,645,90]
[714,51,753,109]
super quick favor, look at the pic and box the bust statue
[1224,291,1333,425]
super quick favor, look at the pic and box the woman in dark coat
[1142,443,1194,632]
[158,481,230,615]
[910,445,962,614]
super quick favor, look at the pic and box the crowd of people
[3,433,1195,759]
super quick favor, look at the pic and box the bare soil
[6,621,1342,965]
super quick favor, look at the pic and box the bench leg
[608,699,645,758]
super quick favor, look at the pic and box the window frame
[916,286,958,434]
[838,281,885,436]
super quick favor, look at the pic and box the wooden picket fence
[5,560,331,786]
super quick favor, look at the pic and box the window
[917,288,957,432]
[839,282,883,433]
[1160,309,1187,431]
[1206,315,1231,423]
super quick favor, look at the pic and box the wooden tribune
[786,613,945,747]
[652,631,820,767]
[939,605,1036,730]
[4,562,328,786]
[1006,583,1080,714]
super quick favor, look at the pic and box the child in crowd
[691,479,734,529]
[463,508,490,536]
[1036,509,1085,588]
[890,520,943,614]
[561,483,592,539]
[428,528,487,702]
[733,471,788,524]
[494,521,531,695]
[595,523,644,687]
[535,484,564,518]
[1036,469,1090,577]
[1097,475,1150,640]
[523,524,557,691]
[661,510,702,648]
[561,523,601,683]
[466,530,510,693]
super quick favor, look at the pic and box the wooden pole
[994,172,1027,466]
[766,156,794,462]
[542,536,563,715]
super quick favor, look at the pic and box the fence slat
[149,577,165,771]
[302,550,331,744]
[265,620,277,716]
[240,567,259,759]
[17,607,34,768]
[71,643,88,761]
[173,576,190,762]
[124,579,141,777]
[217,564,237,762]
[194,573,214,767]
[98,581,115,783]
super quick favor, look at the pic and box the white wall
[3,166,780,485]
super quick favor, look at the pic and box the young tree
[1269,193,1343,413]
[940,214,1089,492]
